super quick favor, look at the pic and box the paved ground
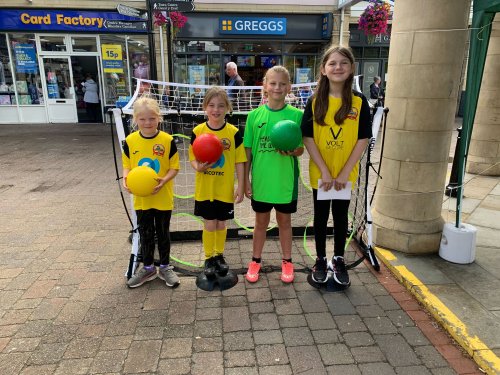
[0,123,487,374]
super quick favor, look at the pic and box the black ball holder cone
[196,268,238,291]
[307,273,350,292]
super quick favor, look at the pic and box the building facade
[0,0,391,124]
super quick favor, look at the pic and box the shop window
[127,35,150,93]
[284,55,317,84]
[39,35,67,52]
[364,48,380,58]
[221,41,281,54]
[174,54,208,85]
[351,47,363,59]
[71,36,98,53]
[9,33,43,105]
[0,34,14,105]
[283,43,322,54]
[100,35,130,106]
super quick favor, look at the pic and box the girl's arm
[244,148,253,198]
[153,168,179,194]
[278,146,304,157]
[303,137,334,191]
[334,138,369,190]
[122,168,131,193]
[234,162,245,203]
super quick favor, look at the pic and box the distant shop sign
[150,0,195,12]
[219,17,286,35]
[0,9,146,33]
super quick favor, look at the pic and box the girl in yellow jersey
[301,46,372,286]
[189,87,247,277]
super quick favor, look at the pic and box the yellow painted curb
[375,246,500,375]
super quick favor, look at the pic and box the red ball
[192,133,223,164]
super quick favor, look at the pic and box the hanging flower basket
[358,0,391,44]
[153,11,188,39]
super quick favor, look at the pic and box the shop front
[349,25,391,98]
[172,13,333,88]
[0,8,149,124]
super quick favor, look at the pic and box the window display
[9,33,43,105]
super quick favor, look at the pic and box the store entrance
[41,56,77,123]
[71,56,102,123]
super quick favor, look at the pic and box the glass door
[41,56,77,123]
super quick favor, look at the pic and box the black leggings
[312,189,350,258]
[136,209,172,266]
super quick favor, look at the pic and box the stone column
[466,14,500,176]
[332,9,351,46]
[372,0,471,254]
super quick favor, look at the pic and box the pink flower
[358,0,391,38]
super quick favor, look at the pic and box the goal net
[111,78,385,276]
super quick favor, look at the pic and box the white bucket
[439,222,477,264]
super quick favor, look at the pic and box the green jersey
[244,104,303,204]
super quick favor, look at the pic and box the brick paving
[0,124,482,374]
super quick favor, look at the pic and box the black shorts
[251,198,297,214]
[194,200,235,221]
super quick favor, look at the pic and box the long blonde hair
[314,45,355,125]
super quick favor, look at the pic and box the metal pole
[166,14,174,82]
[445,127,462,198]
[146,0,157,81]
[159,25,166,81]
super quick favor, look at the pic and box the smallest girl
[189,87,247,277]
[122,97,181,288]
[301,45,372,286]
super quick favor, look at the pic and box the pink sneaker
[245,261,261,283]
[281,260,294,283]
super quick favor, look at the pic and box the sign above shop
[104,20,147,31]
[117,4,148,20]
[150,0,195,12]
[0,9,147,33]
[219,17,286,35]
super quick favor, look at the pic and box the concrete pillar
[466,14,500,176]
[332,9,350,46]
[372,0,471,254]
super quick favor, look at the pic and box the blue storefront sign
[219,17,286,35]
[0,9,146,33]
[13,43,38,74]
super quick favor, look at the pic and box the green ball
[270,120,302,152]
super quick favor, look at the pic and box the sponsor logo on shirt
[153,144,165,157]
[325,127,344,150]
[221,138,231,150]
[347,107,358,120]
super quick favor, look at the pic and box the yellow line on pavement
[375,246,500,375]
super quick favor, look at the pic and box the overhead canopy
[456,0,500,226]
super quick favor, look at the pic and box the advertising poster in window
[13,43,38,74]
[295,68,312,84]
[188,65,205,95]
[101,44,124,73]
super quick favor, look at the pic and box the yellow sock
[214,228,227,256]
[202,229,215,259]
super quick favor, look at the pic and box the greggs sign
[0,9,145,33]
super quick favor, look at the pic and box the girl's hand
[152,177,167,194]
[277,147,302,156]
[319,171,333,192]
[234,185,244,204]
[122,177,131,194]
[334,172,349,191]
[244,179,253,199]
[195,161,213,172]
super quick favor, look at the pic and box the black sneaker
[213,255,229,276]
[312,257,328,283]
[204,257,216,277]
[332,256,350,285]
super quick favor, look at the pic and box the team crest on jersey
[221,138,231,150]
[153,144,165,157]
[347,107,358,120]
